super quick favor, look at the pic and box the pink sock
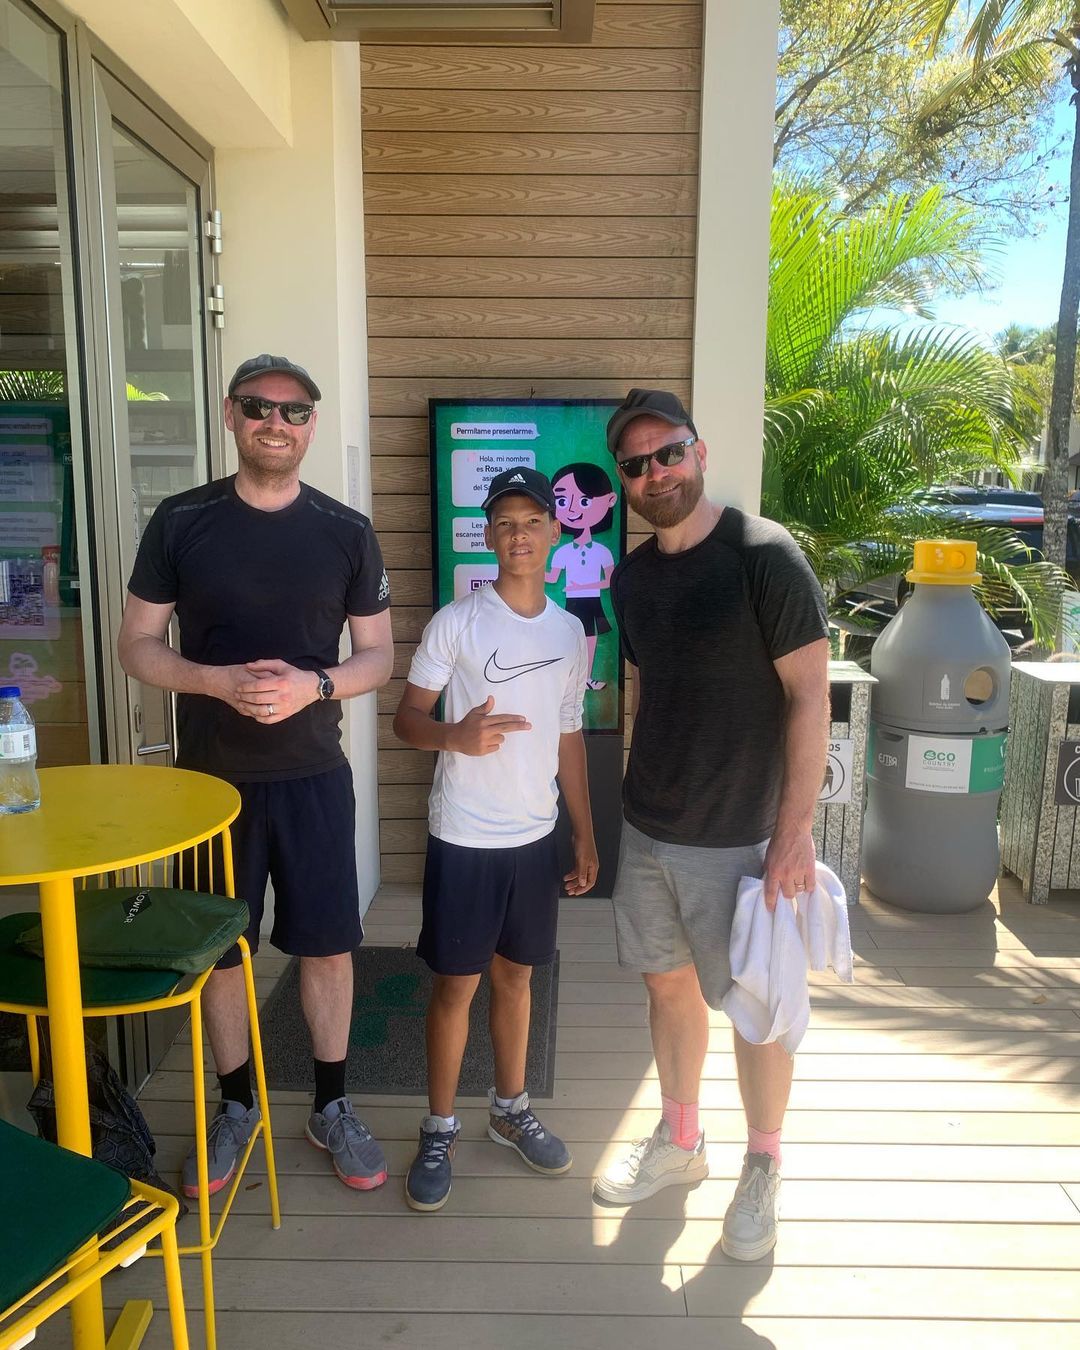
[661,1095,700,1151]
[748,1125,781,1165]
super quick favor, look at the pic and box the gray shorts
[611,819,769,1009]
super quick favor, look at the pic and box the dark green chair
[0,856,280,1350]
[0,1118,189,1349]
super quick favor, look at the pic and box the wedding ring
[267,704,275,717]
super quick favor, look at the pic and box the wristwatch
[314,668,335,701]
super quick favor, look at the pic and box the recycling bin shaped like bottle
[862,540,1011,913]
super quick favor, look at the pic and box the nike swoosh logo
[484,649,563,683]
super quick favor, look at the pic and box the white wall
[693,0,779,513]
[60,0,292,147]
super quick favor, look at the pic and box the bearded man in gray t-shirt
[591,389,830,1263]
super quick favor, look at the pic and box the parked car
[836,485,1079,658]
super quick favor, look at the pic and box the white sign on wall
[819,738,854,804]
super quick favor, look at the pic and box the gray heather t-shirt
[610,507,829,848]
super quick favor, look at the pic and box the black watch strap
[314,668,335,700]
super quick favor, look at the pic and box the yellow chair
[0,1118,189,1350]
[0,829,280,1350]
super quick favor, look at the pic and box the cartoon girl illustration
[546,461,618,691]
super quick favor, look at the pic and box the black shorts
[181,763,362,969]
[417,831,560,976]
[565,595,611,638]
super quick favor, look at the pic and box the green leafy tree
[776,0,1064,232]
[915,2,1080,567]
[764,184,1069,642]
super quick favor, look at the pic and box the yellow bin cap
[906,539,980,586]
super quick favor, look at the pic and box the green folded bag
[17,887,250,974]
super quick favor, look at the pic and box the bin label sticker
[924,667,964,712]
[905,735,972,792]
[970,734,1007,794]
[1055,741,1080,805]
[819,738,854,803]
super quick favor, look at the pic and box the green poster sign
[429,399,626,733]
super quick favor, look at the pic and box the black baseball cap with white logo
[606,388,697,454]
[481,466,556,517]
[228,354,322,402]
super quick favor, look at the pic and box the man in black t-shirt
[591,390,830,1263]
[118,354,394,1197]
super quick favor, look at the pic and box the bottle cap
[905,539,980,586]
[0,686,20,698]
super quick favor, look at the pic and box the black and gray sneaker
[487,1088,572,1174]
[306,1097,388,1190]
[405,1115,460,1212]
[181,1099,260,1199]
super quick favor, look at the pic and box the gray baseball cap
[228,354,321,402]
[606,388,697,454]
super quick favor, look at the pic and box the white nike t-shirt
[408,583,588,847]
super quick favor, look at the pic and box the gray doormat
[259,947,559,1099]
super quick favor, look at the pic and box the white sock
[426,1114,458,1132]
[493,1092,522,1111]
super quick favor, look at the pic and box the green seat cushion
[17,887,250,974]
[0,914,180,1007]
[0,1117,130,1308]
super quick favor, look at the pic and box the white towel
[721,861,853,1056]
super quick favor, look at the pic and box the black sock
[313,1057,347,1114]
[216,1059,253,1111]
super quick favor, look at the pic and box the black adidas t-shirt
[610,508,829,847]
[128,476,390,782]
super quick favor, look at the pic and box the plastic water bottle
[0,686,41,814]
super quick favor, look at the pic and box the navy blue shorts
[181,763,362,968]
[417,831,560,976]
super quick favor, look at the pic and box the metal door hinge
[204,209,222,253]
[207,283,225,329]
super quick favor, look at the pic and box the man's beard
[633,465,705,529]
[236,436,306,484]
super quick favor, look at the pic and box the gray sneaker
[306,1096,387,1190]
[592,1119,708,1205]
[487,1089,572,1175]
[405,1115,460,1212]
[721,1152,780,1261]
[181,1099,260,1199]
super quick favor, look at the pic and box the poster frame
[428,396,627,737]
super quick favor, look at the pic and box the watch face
[320,675,334,700]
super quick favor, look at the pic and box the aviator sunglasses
[231,395,315,426]
[616,435,697,479]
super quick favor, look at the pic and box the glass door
[0,0,96,769]
[87,61,219,765]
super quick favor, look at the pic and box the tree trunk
[1043,63,1080,567]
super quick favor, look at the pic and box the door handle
[137,743,172,757]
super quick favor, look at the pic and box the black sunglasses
[616,435,697,479]
[231,395,314,426]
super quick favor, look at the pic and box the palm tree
[764,184,1069,642]
[915,1,1080,565]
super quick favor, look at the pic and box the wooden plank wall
[361,1,703,882]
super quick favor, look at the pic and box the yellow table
[0,764,240,1350]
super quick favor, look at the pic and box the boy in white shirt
[393,466,599,1211]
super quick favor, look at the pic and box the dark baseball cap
[228,354,322,402]
[606,388,697,454]
[481,466,556,517]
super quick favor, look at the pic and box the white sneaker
[592,1120,708,1204]
[721,1152,780,1261]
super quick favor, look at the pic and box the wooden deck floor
[36,877,1080,1348]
